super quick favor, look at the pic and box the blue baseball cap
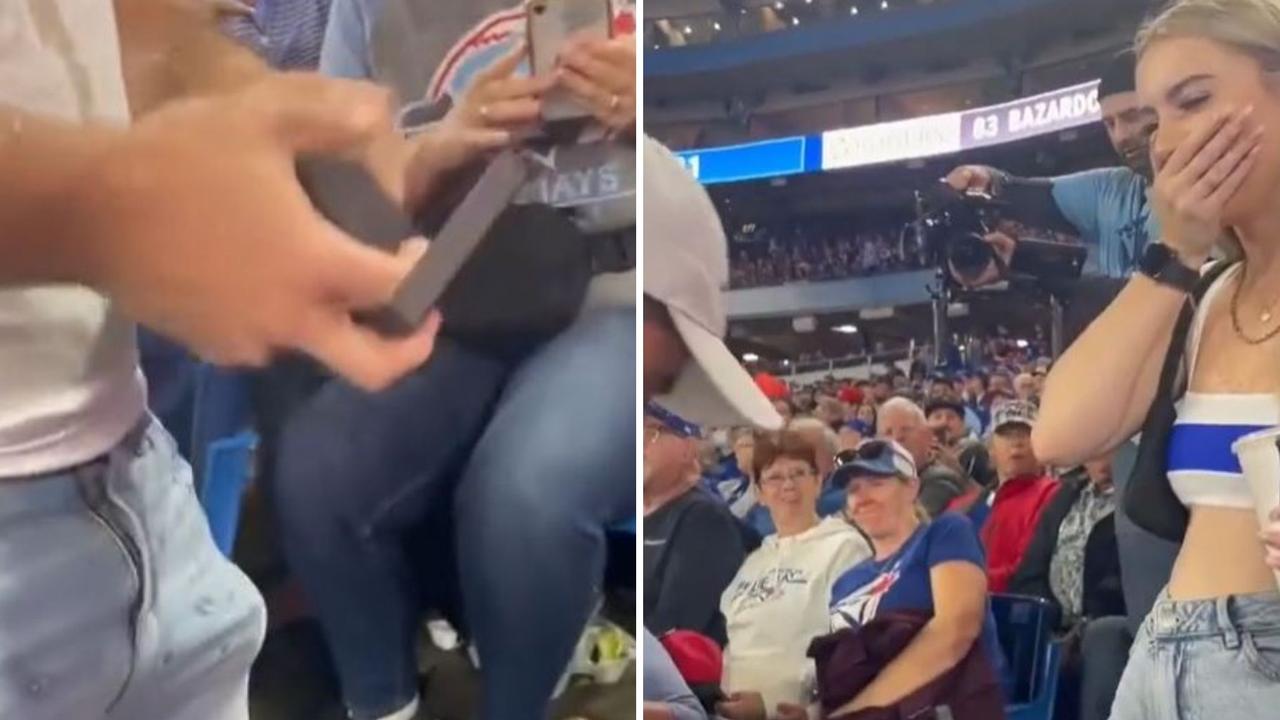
[842,419,872,436]
[830,439,918,488]
[646,401,702,439]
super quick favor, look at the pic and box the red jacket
[981,474,1060,593]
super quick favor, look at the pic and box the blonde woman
[825,440,1003,716]
[1035,0,1280,715]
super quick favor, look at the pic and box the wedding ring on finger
[609,94,620,111]
[478,104,491,121]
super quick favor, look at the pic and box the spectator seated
[718,432,871,718]
[644,404,752,645]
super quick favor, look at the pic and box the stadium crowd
[645,345,1120,720]
[727,219,1080,290]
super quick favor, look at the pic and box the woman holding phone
[268,3,639,720]
[1034,0,1280,715]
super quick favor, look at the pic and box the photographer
[944,50,1157,286]
[263,4,638,719]
[946,49,1180,641]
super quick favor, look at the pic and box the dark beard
[1118,143,1154,181]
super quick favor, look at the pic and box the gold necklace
[1230,264,1280,345]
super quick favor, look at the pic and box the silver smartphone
[297,152,532,337]
[526,0,614,123]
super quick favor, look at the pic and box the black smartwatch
[1138,243,1200,293]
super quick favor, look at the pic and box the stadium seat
[990,593,1061,720]
[190,363,253,490]
[200,429,258,557]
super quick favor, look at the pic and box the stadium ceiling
[645,0,1151,104]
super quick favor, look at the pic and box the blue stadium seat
[190,363,252,490]
[199,430,258,557]
[990,593,1061,720]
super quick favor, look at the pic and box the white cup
[1231,426,1280,591]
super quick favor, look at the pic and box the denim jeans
[1110,590,1280,720]
[0,417,266,720]
[272,307,636,720]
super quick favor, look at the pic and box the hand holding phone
[297,151,533,337]
[526,0,616,123]
[555,33,636,132]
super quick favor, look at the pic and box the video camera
[914,184,1001,286]
[914,181,1087,289]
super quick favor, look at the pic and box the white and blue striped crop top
[1168,264,1280,509]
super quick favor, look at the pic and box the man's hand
[166,0,255,19]
[717,691,768,720]
[945,165,997,195]
[77,74,440,392]
[948,231,1016,289]
[642,702,676,720]
[202,0,255,17]
[775,702,809,720]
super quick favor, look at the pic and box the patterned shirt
[223,0,333,71]
[1048,481,1116,625]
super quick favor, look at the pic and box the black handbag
[1124,261,1237,542]
[296,154,634,361]
[251,156,634,449]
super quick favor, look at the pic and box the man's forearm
[990,171,1078,235]
[114,0,268,115]
[0,109,122,285]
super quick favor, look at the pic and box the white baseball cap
[643,136,783,431]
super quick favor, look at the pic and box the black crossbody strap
[1124,260,1238,541]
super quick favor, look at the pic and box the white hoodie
[719,516,873,714]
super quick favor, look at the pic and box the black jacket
[1125,262,1237,542]
[643,488,749,646]
[1008,474,1125,628]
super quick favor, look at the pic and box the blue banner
[675,136,820,185]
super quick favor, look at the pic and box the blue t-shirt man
[1050,167,1158,279]
[828,513,1005,672]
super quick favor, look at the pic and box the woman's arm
[834,561,987,715]
[1032,274,1186,466]
[643,631,709,720]
[113,0,269,115]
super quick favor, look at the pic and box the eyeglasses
[759,467,815,487]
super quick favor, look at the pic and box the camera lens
[948,233,994,284]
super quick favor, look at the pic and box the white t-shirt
[720,516,872,714]
[0,0,146,477]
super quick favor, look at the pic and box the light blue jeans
[0,418,265,720]
[1110,589,1280,719]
